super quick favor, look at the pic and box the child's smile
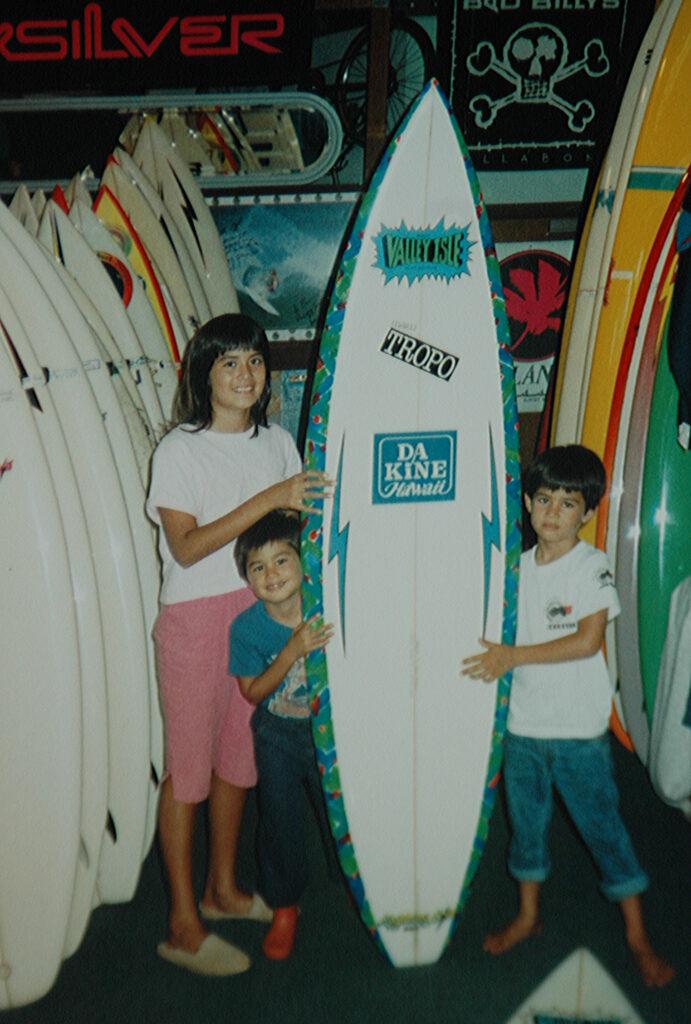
[246,541,302,612]
[209,347,266,429]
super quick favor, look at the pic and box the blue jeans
[251,705,339,908]
[503,732,648,902]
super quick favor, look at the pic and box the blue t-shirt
[230,601,310,719]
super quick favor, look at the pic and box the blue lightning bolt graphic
[482,429,502,637]
[328,437,350,650]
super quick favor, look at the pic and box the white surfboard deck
[52,196,161,461]
[30,187,46,221]
[37,246,156,488]
[92,180,188,367]
[68,194,178,423]
[27,210,159,878]
[113,145,213,326]
[64,171,93,209]
[8,183,39,235]
[302,81,521,967]
[0,203,152,904]
[131,117,240,317]
[553,0,676,446]
[650,576,691,810]
[100,157,201,340]
[157,109,215,169]
[36,214,164,864]
[37,199,167,439]
[0,282,108,962]
[504,947,646,1024]
[0,308,82,1010]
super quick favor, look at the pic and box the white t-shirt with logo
[507,541,621,739]
[146,422,301,604]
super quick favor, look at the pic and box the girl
[146,314,330,976]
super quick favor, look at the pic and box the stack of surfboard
[0,122,239,1008]
[550,0,691,786]
[120,107,305,177]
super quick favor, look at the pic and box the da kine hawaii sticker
[372,430,457,505]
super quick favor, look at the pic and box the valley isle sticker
[373,431,456,504]
[374,220,474,284]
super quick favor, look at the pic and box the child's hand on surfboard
[275,470,335,513]
[461,639,514,682]
[291,614,334,657]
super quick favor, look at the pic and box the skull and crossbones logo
[466,23,609,133]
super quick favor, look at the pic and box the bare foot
[629,938,675,988]
[483,914,543,954]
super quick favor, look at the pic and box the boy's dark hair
[174,313,272,434]
[234,510,300,581]
[523,444,607,512]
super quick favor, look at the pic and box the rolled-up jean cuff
[600,872,649,903]
[508,865,550,885]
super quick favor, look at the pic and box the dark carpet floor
[5,737,689,1024]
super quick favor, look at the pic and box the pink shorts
[153,588,257,802]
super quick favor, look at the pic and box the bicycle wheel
[335,16,435,148]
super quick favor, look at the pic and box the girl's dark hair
[523,444,607,512]
[174,313,272,435]
[234,510,300,581]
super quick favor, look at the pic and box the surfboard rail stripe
[302,80,521,965]
[595,166,690,552]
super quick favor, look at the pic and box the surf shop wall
[0,0,660,462]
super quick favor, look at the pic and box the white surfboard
[34,245,156,488]
[30,187,46,221]
[302,81,521,967]
[36,198,167,439]
[0,201,113,917]
[100,157,202,340]
[0,316,82,1010]
[64,171,93,208]
[92,179,189,367]
[67,194,177,425]
[36,213,164,863]
[113,145,212,326]
[0,204,152,905]
[156,109,216,170]
[504,947,646,1024]
[0,282,108,962]
[131,117,240,317]
[650,576,691,812]
[8,183,39,235]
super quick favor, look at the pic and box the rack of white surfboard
[0,116,242,1008]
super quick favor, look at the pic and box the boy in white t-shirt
[462,444,674,988]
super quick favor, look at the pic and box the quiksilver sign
[373,431,456,505]
[380,327,459,381]
[374,219,474,285]
[0,2,308,93]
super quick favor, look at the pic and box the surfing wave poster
[213,191,357,340]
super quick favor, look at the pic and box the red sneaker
[262,905,299,960]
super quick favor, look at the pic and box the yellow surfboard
[579,0,691,545]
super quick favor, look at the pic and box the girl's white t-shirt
[146,422,301,604]
[507,541,621,739]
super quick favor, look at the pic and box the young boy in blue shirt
[463,444,674,988]
[230,510,335,960]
